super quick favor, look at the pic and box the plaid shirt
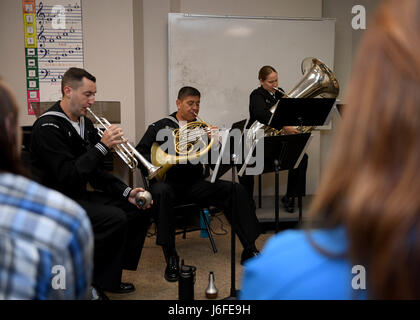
[0,173,93,299]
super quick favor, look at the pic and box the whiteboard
[168,14,335,128]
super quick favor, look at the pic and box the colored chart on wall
[22,0,84,115]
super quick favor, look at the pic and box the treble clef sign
[38,25,46,43]
[36,2,45,20]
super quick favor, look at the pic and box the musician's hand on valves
[208,126,220,146]
[129,188,153,210]
[282,126,300,135]
[101,125,127,148]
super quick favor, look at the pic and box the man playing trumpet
[30,67,152,298]
[136,86,261,282]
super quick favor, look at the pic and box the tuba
[246,57,339,149]
[86,108,162,180]
[151,115,214,182]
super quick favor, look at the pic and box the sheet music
[23,0,84,114]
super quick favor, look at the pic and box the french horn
[151,113,215,182]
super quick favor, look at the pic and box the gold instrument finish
[151,115,214,182]
[86,108,161,180]
[246,57,339,149]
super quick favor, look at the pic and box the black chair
[139,171,217,253]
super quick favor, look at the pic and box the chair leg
[200,210,218,253]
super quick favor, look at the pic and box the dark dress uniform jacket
[135,112,260,250]
[136,112,205,184]
[30,101,150,291]
[30,101,132,199]
[243,86,308,198]
[247,86,285,129]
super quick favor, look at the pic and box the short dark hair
[177,86,201,100]
[258,65,277,81]
[61,67,96,96]
[0,80,22,174]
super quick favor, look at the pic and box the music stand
[210,119,246,300]
[260,134,311,232]
[269,98,336,129]
[211,119,247,183]
[240,97,335,231]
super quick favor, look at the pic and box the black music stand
[241,98,335,232]
[210,119,246,300]
[269,98,336,129]
[259,134,311,232]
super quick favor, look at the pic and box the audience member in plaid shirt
[0,79,94,299]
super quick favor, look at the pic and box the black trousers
[238,153,309,200]
[149,179,261,252]
[76,191,152,290]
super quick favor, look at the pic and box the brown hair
[0,80,23,174]
[61,67,96,96]
[258,65,277,81]
[308,0,420,299]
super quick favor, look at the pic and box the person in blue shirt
[0,79,94,299]
[240,0,420,300]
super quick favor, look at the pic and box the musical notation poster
[22,0,84,115]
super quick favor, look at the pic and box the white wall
[323,0,382,102]
[320,0,382,177]
[83,0,136,143]
[143,0,171,127]
[0,0,27,125]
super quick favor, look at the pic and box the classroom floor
[106,195,315,300]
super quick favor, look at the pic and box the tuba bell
[246,57,339,150]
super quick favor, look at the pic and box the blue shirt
[0,173,94,299]
[239,227,368,300]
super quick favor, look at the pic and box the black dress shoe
[240,248,260,265]
[281,196,295,213]
[164,255,180,282]
[106,282,135,294]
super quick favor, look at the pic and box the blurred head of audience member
[0,79,93,299]
[0,79,23,174]
[309,0,420,299]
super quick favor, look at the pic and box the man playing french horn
[30,67,152,298]
[136,86,261,282]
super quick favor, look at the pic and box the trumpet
[86,107,162,180]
